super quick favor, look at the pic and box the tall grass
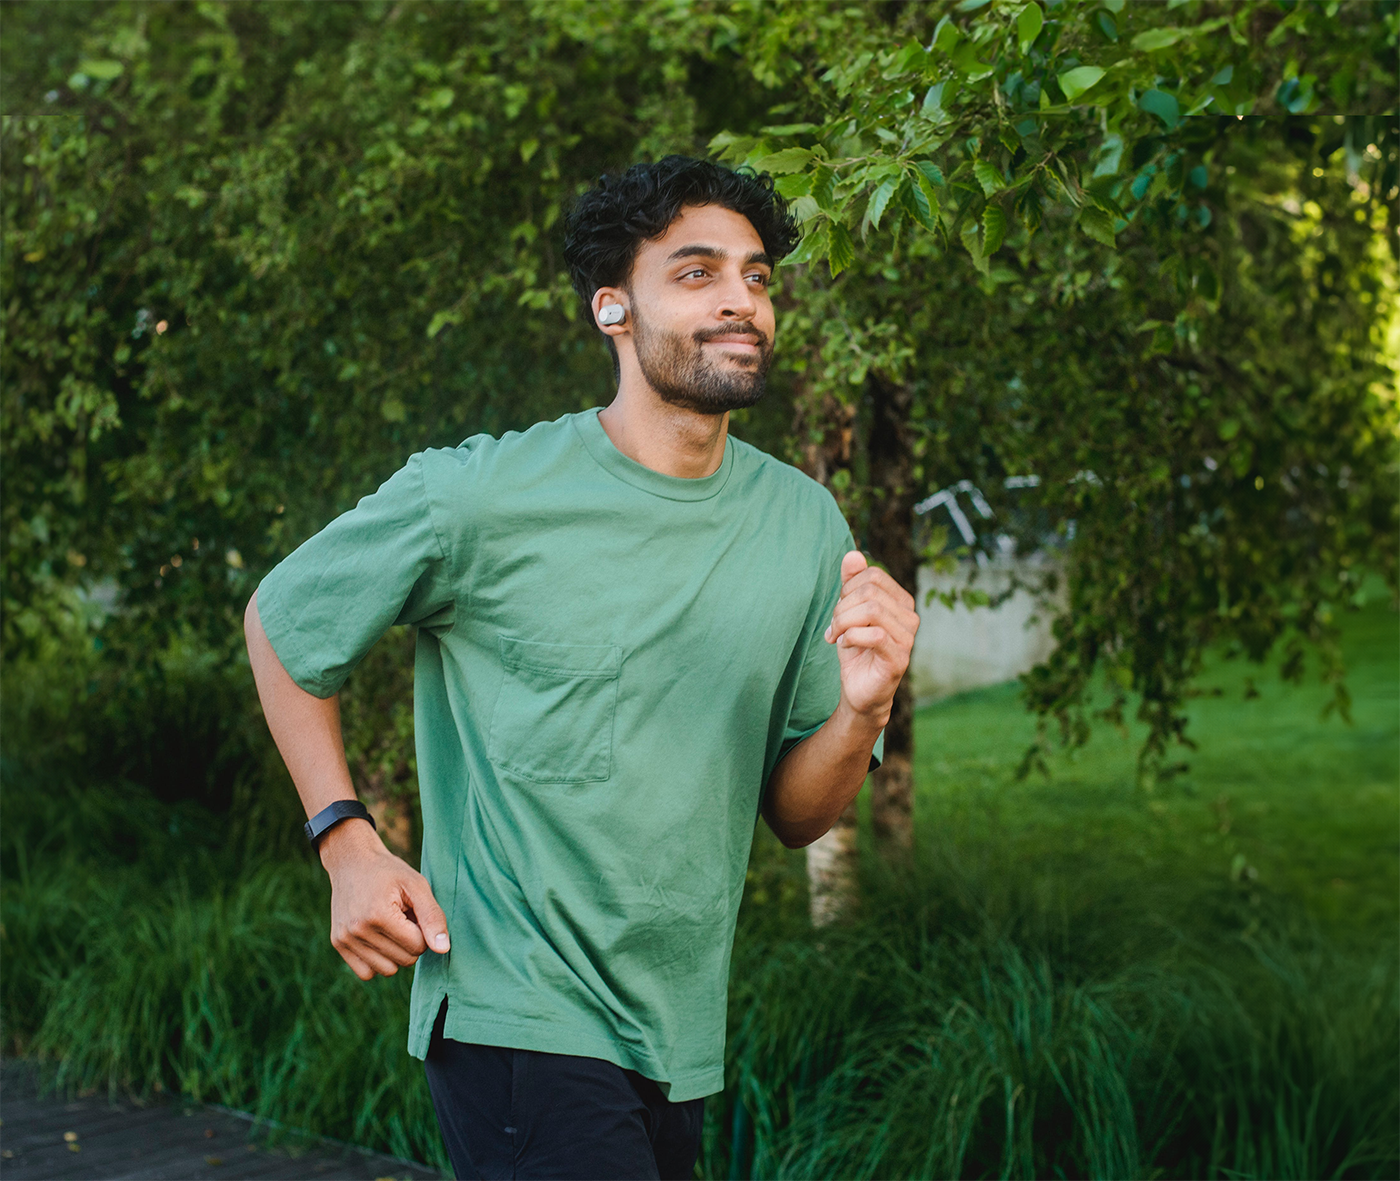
[4,593,1397,1180]
[0,767,442,1166]
[701,849,1398,1180]
[4,771,1394,1179]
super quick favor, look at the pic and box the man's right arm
[245,590,451,980]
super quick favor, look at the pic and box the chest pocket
[488,636,622,784]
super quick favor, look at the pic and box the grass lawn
[4,597,1395,1178]
[908,596,1399,954]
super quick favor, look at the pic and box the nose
[715,270,758,321]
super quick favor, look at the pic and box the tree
[3,0,782,836]
[4,1,1395,901]
[709,2,1397,910]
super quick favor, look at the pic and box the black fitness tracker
[304,799,378,848]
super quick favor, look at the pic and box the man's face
[621,204,777,415]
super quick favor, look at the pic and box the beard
[631,310,773,415]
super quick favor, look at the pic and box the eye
[747,272,771,286]
[680,268,708,280]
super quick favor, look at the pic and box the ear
[591,287,630,337]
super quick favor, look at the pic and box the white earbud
[598,304,626,326]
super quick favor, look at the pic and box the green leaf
[973,161,1004,196]
[1094,11,1118,42]
[1093,133,1125,177]
[1058,66,1105,102]
[910,169,941,230]
[891,40,929,75]
[1016,184,1044,234]
[1079,206,1117,247]
[1086,184,1124,218]
[78,59,124,80]
[759,123,819,135]
[922,78,961,124]
[708,132,757,164]
[903,179,932,231]
[1131,27,1187,52]
[1195,260,1219,302]
[811,165,837,213]
[932,16,961,55]
[785,223,829,266]
[775,172,812,199]
[982,203,1006,255]
[1218,418,1241,441]
[916,160,945,187]
[754,148,815,175]
[868,176,899,230]
[960,221,989,274]
[827,221,855,276]
[426,309,461,338]
[1276,75,1315,114]
[708,130,750,151]
[1017,3,1044,54]
[951,42,994,81]
[1139,88,1180,129]
[922,82,947,120]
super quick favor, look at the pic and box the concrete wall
[910,555,1063,703]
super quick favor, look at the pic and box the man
[244,156,918,1180]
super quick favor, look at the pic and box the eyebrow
[664,244,774,269]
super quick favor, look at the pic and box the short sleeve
[254,453,454,698]
[775,521,885,774]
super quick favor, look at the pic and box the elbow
[761,787,836,850]
[777,824,826,850]
[762,806,826,850]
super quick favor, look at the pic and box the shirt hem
[407,1003,725,1102]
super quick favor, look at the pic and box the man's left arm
[762,551,920,849]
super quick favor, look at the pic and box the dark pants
[423,998,705,1180]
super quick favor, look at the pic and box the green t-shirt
[257,407,878,1101]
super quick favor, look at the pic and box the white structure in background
[809,477,1066,926]
[909,477,1062,702]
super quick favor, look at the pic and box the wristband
[304,799,377,849]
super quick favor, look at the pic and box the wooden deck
[0,1059,447,1180]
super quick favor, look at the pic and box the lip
[703,336,762,353]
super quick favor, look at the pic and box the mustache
[692,323,769,348]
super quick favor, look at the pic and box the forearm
[244,591,381,867]
[762,701,884,849]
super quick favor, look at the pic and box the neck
[597,378,729,479]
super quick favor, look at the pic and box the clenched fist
[823,551,920,726]
[319,821,452,981]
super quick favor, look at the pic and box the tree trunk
[790,370,918,921]
[805,797,859,927]
[864,372,917,851]
[791,381,862,923]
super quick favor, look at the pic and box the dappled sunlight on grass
[910,598,1399,953]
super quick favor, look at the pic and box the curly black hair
[563,155,800,342]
